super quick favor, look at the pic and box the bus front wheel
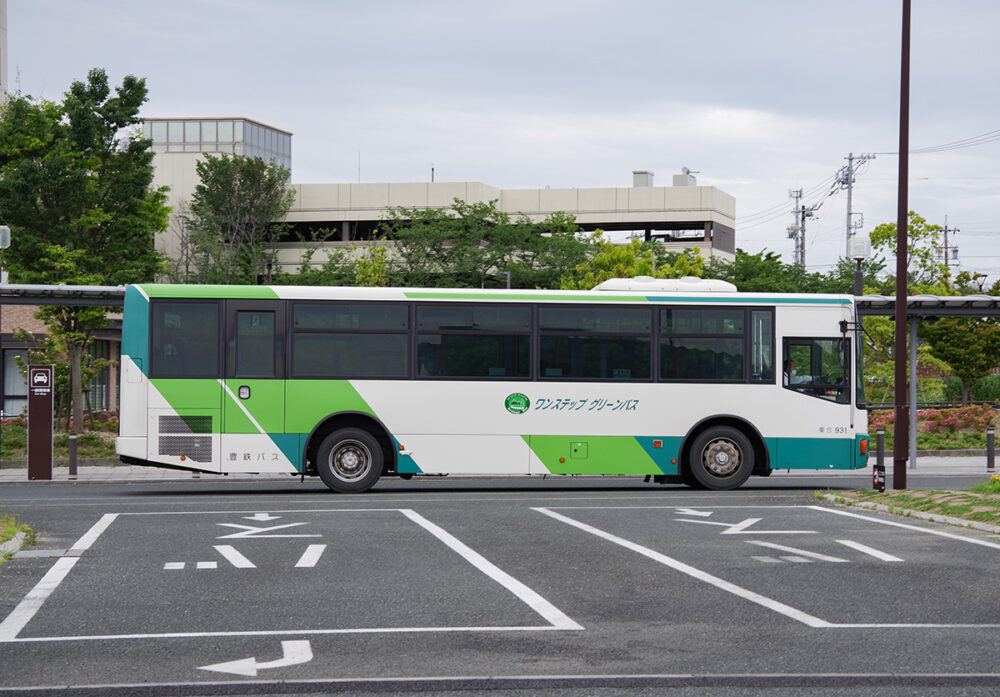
[687,426,754,490]
[316,428,383,493]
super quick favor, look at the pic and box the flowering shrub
[869,406,997,434]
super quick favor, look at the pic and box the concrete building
[145,117,737,274]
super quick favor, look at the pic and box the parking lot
[2,477,1000,693]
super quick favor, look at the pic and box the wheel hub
[703,439,740,476]
[332,441,371,481]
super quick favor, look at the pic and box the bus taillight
[860,439,868,455]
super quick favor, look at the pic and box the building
[144,117,737,273]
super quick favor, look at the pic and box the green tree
[177,154,295,284]
[869,211,947,288]
[919,318,1000,405]
[560,238,704,290]
[704,249,832,293]
[0,68,168,430]
[381,199,592,288]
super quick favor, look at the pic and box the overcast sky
[7,1,1000,282]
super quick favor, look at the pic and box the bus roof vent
[593,276,738,292]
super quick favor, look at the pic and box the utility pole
[787,189,821,267]
[836,152,876,258]
[941,217,958,270]
[787,189,803,266]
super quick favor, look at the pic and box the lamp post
[849,236,870,297]
[0,225,10,470]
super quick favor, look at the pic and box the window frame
[415,302,532,381]
[289,300,410,380]
[538,303,654,383]
[148,299,223,379]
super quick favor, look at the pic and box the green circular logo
[504,393,530,414]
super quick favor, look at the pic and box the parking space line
[835,540,903,562]
[746,541,848,563]
[533,507,832,628]
[810,506,1000,549]
[399,509,583,631]
[214,545,256,568]
[294,544,327,568]
[0,513,120,642]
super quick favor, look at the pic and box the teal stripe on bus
[123,286,150,376]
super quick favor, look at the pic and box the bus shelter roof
[858,294,1000,318]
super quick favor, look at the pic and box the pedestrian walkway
[0,456,994,484]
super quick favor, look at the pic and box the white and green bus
[115,277,869,492]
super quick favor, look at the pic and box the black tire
[316,428,383,493]
[686,426,754,490]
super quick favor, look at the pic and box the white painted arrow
[243,513,281,522]
[674,508,712,517]
[199,640,312,677]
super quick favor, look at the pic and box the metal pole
[845,152,854,259]
[909,318,918,470]
[892,0,911,490]
[68,431,77,480]
[854,259,864,297]
[874,428,886,492]
[987,426,995,472]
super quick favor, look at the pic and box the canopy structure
[0,284,125,306]
[858,294,1000,471]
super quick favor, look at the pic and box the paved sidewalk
[0,456,995,483]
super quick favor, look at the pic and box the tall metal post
[845,152,854,259]
[892,0,911,490]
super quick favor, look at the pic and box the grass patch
[823,477,1000,529]
[0,511,36,566]
[0,424,116,460]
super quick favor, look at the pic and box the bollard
[68,432,78,480]
[988,426,995,473]
[874,428,886,492]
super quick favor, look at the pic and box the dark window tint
[417,334,529,378]
[292,334,408,378]
[290,302,409,378]
[661,338,743,381]
[539,307,651,333]
[661,308,744,334]
[540,336,651,380]
[418,305,530,332]
[293,303,407,330]
[660,307,746,382]
[236,311,275,377]
[151,302,220,377]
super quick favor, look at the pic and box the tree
[381,199,593,288]
[869,211,947,288]
[560,238,704,290]
[178,154,295,284]
[0,68,169,430]
[920,318,1000,405]
[704,249,833,293]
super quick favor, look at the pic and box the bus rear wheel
[316,428,383,493]
[687,426,754,490]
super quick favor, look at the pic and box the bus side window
[150,302,220,378]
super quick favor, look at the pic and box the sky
[7,0,1000,284]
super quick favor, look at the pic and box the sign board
[27,364,54,480]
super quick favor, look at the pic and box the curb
[820,493,1000,535]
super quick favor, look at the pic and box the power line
[877,126,1000,155]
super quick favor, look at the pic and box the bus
[115,276,869,492]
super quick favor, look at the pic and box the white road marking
[163,562,185,570]
[196,561,218,570]
[294,544,327,568]
[244,513,281,521]
[534,507,832,628]
[214,545,256,569]
[0,558,79,642]
[677,517,817,535]
[746,541,848,563]
[200,639,313,677]
[835,540,904,562]
[752,556,782,564]
[400,509,582,631]
[810,506,1000,549]
[782,556,813,563]
[0,513,118,642]
[216,522,320,539]
[675,508,713,517]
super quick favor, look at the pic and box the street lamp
[0,225,10,470]
[849,236,870,297]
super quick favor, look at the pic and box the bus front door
[221,300,293,473]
